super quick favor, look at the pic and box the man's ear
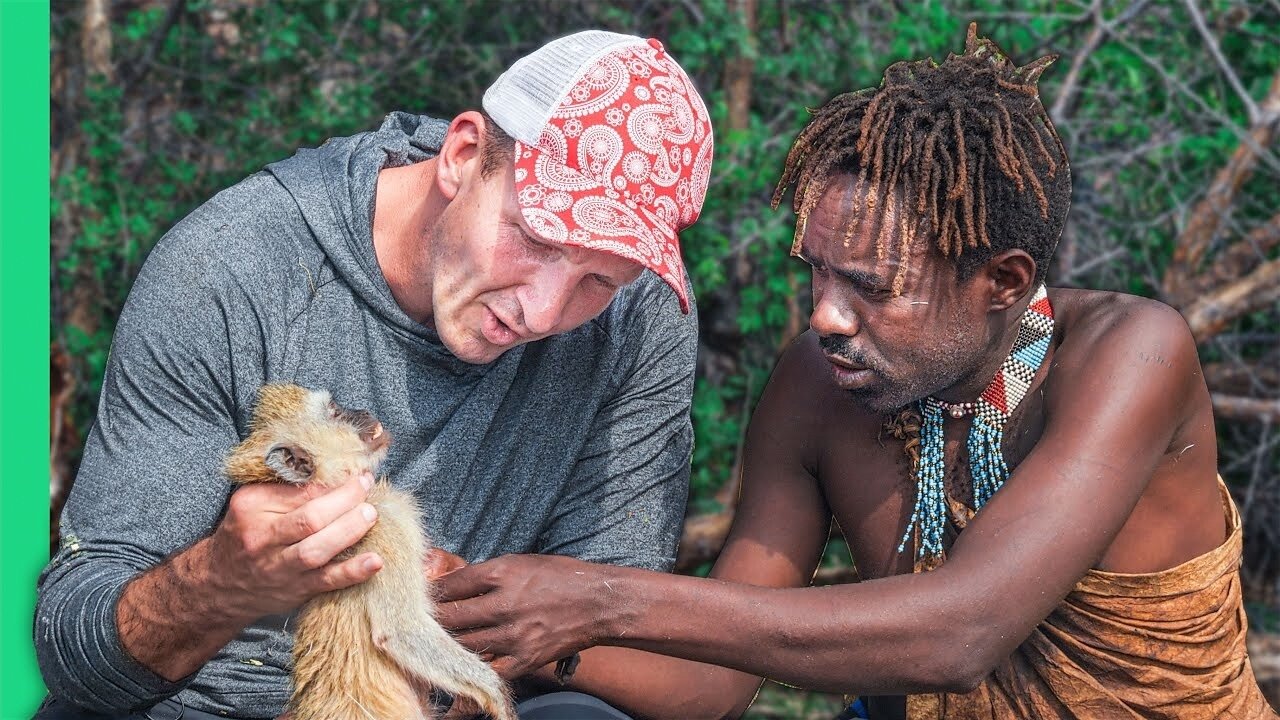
[983,250,1037,312]
[265,443,314,484]
[436,111,487,201]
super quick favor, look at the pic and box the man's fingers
[435,594,508,634]
[433,562,499,603]
[287,499,378,571]
[488,655,524,681]
[273,472,373,546]
[450,626,513,659]
[312,552,383,593]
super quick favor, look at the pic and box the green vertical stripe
[1,0,52,715]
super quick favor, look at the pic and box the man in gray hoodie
[36,31,713,720]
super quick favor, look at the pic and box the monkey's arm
[359,490,513,720]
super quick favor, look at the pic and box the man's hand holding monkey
[114,470,382,682]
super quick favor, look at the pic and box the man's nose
[810,292,859,339]
[522,265,576,336]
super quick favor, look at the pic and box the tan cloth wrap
[909,478,1278,719]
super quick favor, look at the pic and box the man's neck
[372,159,441,325]
[933,292,1036,405]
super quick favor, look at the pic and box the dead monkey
[225,383,513,720]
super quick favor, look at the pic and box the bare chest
[816,399,1047,581]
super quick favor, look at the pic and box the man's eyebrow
[798,253,888,287]
[836,267,888,287]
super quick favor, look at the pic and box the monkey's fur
[225,384,513,720]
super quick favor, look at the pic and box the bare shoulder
[1048,288,1205,403]
[1041,290,1222,572]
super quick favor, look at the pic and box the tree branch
[675,509,735,572]
[1192,212,1280,297]
[1163,67,1280,304]
[1212,394,1280,424]
[1203,361,1280,396]
[1181,256,1280,343]
[1049,0,1106,124]
[81,0,115,81]
[1183,0,1260,124]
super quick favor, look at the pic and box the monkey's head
[225,384,391,487]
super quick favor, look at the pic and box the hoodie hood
[266,112,449,341]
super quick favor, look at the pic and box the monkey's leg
[367,489,515,720]
[292,590,430,720]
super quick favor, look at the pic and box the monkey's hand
[425,547,469,580]
[434,554,615,680]
[206,470,383,618]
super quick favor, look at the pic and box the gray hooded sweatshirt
[36,113,696,717]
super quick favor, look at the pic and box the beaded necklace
[896,285,1055,569]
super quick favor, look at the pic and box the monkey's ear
[265,443,314,484]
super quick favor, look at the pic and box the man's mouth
[823,352,875,390]
[481,307,524,346]
[822,353,867,372]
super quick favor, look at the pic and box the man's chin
[845,385,921,415]
[437,327,510,365]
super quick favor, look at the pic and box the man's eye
[519,232,553,254]
[590,274,617,290]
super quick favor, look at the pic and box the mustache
[819,335,876,370]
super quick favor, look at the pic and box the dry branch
[1164,67,1280,305]
[1048,0,1106,125]
[81,0,114,81]
[1193,212,1280,296]
[1203,362,1280,395]
[1182,256,1280,343]
[724,0,758,134]
[675,509,735,572]
[1212,395,1280,424]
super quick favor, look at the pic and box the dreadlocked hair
[772,23,1071,291]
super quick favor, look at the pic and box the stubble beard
[825,323,987,414]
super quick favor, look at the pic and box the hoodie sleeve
[535,276,697,572]
[35,215,267,711]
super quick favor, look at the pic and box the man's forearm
[599,564,983,696]
[517,647,762,720]
[116,536,257,682]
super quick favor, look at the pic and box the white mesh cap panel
[482,30,642,144]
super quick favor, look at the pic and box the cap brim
[513,141,691,313]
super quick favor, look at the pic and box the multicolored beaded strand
[896,285,1055,567]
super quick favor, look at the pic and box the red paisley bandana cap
[482,31,714,313]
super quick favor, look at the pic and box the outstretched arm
[437,334,834,719]
[440,302,1209,697]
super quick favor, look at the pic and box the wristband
[553,653,581,685]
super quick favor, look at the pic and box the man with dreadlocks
[426,25,1277,719]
